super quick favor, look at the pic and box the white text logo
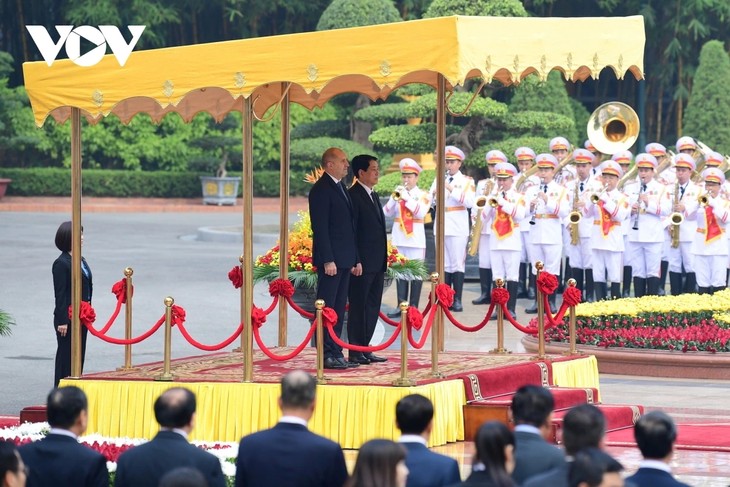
[26,25,146,67]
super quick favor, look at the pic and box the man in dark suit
[510,385,565,485]
[114,388,225,487]
[625,411,691,487]
[235,370,348,487]
[347,154,388,365]
[19,386,108,487]
[568,448,626,487]
[309,147,359,370]
[396,394,461,487]
[523,403,607,487]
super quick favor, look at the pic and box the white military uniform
[667,180,700,274]
[383,186,430,260]
[627,178,671,278]
[525,180,570,275]
[690,195,730,288]
[517,171,539,263]
[584,188,630,283]
[483,188,526,281]
[473,178,498,268]
[430,170,476,273]
[565,176,603,270]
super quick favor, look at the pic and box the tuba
[586,102,640,156]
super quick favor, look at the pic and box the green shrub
[353,103,410,122]
[424,0,528,17]
[290,120,349,140]
[465,136,552,166]
[290,137,375,170]
[503,111,576,139]
[406,93,509,120]
[369,124,461,153]
[570,99,591,143]
[375,169,436,194]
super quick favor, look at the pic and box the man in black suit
[114,388,225,487]
[347,154,389,365]
[235,370,348,487]
[396,394,461,487]
[568,448,626,487]
[19,386,108,487]
[510,385,565,485]
[625,411,690,487]
[309,147,360,370]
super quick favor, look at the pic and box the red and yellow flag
[598,201,618,237]
[704,206,723,243]
[492,207,514,239]
[399,200,414,236]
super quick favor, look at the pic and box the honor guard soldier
[689,168,730,294]
[429,146,476,311]
[648,142,673,295]
[515,147,539,299]
[549,136,571,185]
[627,153,671,297]
[481,162,526,317]
[667,153,700,295]
[584,139,602,177]
[383,158,431,317]
[524,153,570,313]
[566,148,603,302]
[583,161,630,300]
[471,150,506,305]
[699,151,730,284]
[676,136,697,155]
[613,150,635,297]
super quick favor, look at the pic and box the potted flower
[191,116,241,206]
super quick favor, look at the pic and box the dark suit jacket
[234,422,348,487]
[625,467,691,487]
[114,430,225,487]
[19,433,108,487]
[52,252,93,327]
[308,174,357,269]
[511,430,565,485]
[446,470,501,487]
[402,442,461,487]
[349,182,387,273]
[521,462,569,487]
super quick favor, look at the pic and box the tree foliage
[369,123,461,153]
[510,71,578,143]
[353,103,411,123]
[317,0,401,30]
[290,137,374,170]
[683,40,730,155]
[465,136,552,167]
[424,0,527,17]
[406,93,509,119]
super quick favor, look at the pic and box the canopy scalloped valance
[22,15,645,126]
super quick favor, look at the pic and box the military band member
[689,168,730,294]
[515,147,539,299]
[472,150,506,305]
[584,139,602,177]
[383,158,431,317]
[667,153,700,295]
[698,151,730,285]
[612,150,635,297]
[429,146,476,312]
[481,162,526,317]
[627,153,671,297]
[524,154,570,313]
[583,161,630,300]
[566,148,603,302]
[676,136,697,156]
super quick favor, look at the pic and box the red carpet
[605,423,730,452]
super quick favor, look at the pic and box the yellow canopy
[23,15,645,126]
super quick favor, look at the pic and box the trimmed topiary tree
[683,40,730,155]
[424,0,527,17]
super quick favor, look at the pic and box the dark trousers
[54,326,88,387]
[316,267,351,359]
[347,271,384,356]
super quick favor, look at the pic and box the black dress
[52,251,92,387]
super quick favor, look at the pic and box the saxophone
[468,179,494,256]
[569,181,581,245]
[669,181,683,248]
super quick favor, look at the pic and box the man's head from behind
[279,370,317,419]
[395,394,434,438]
[510,385,555,428]
[46,386,88,434]
[634,410,677,461]
[568,448,624,487]
[154,388,196,431]
[563,404,606,455]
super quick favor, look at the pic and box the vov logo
[26,25,145,67]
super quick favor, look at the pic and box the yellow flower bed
[574,288,730,318]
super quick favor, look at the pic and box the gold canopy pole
[242,96,254,382]
[278,84,291,347]
[435,74,446,352]
[70,108,82,378]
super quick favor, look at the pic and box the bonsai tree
[189,115,241,176]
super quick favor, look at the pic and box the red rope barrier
[285,296,315,319]
[97,295,123,335]
[378,312,400,327]
[440,301,494,332]
[262,295,278,316]
[84,316,166,345]
[176,321,244,351]
[325,321,402,353]
[502,305,538,335]
[253,323,316,361]
[541,294,568,329]
[407,305,436,349]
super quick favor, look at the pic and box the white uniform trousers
[477,237,491,268]
[398,246,426,261]
[661,237,670,261]
[445,236,468,273]
[520,231,531,263]
[568,237,593,269]
[529,243,561,275]
[668,241,695,273]
[622,235,629,267]
[695,255,727,287]
[627,241,662,278]
[491,250,520,282]
[592,250,622,283]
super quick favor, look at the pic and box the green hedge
[1,168,313,197]
[290,120,349,140]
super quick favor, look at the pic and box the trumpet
[487,196,499,208]
[392,185,405,201]
[590,185,609,204]
[698,192,710,206]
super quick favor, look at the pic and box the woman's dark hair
[55,221,83,252]
[0,440,21,479]
[474,421,516,487]
[346,439,406,487]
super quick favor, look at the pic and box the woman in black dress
[52,221,92,387]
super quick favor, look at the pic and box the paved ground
[1,196,728,484]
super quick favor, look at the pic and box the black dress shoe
[450,299,463,312]
[324,357,347,370]
[364,353,387,363]
[387,309,403,319]
[524,303,538,314]
[348,355,371,365]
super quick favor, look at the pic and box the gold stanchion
[240,255,253,382]
[393,302,416,387]
[430,273,444,378]
[155,296,174,381]
[118,267,134,370]
[489,278,511,354]
[564,278,581,356]
[533,261,547,360]
[314,299,327,384]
